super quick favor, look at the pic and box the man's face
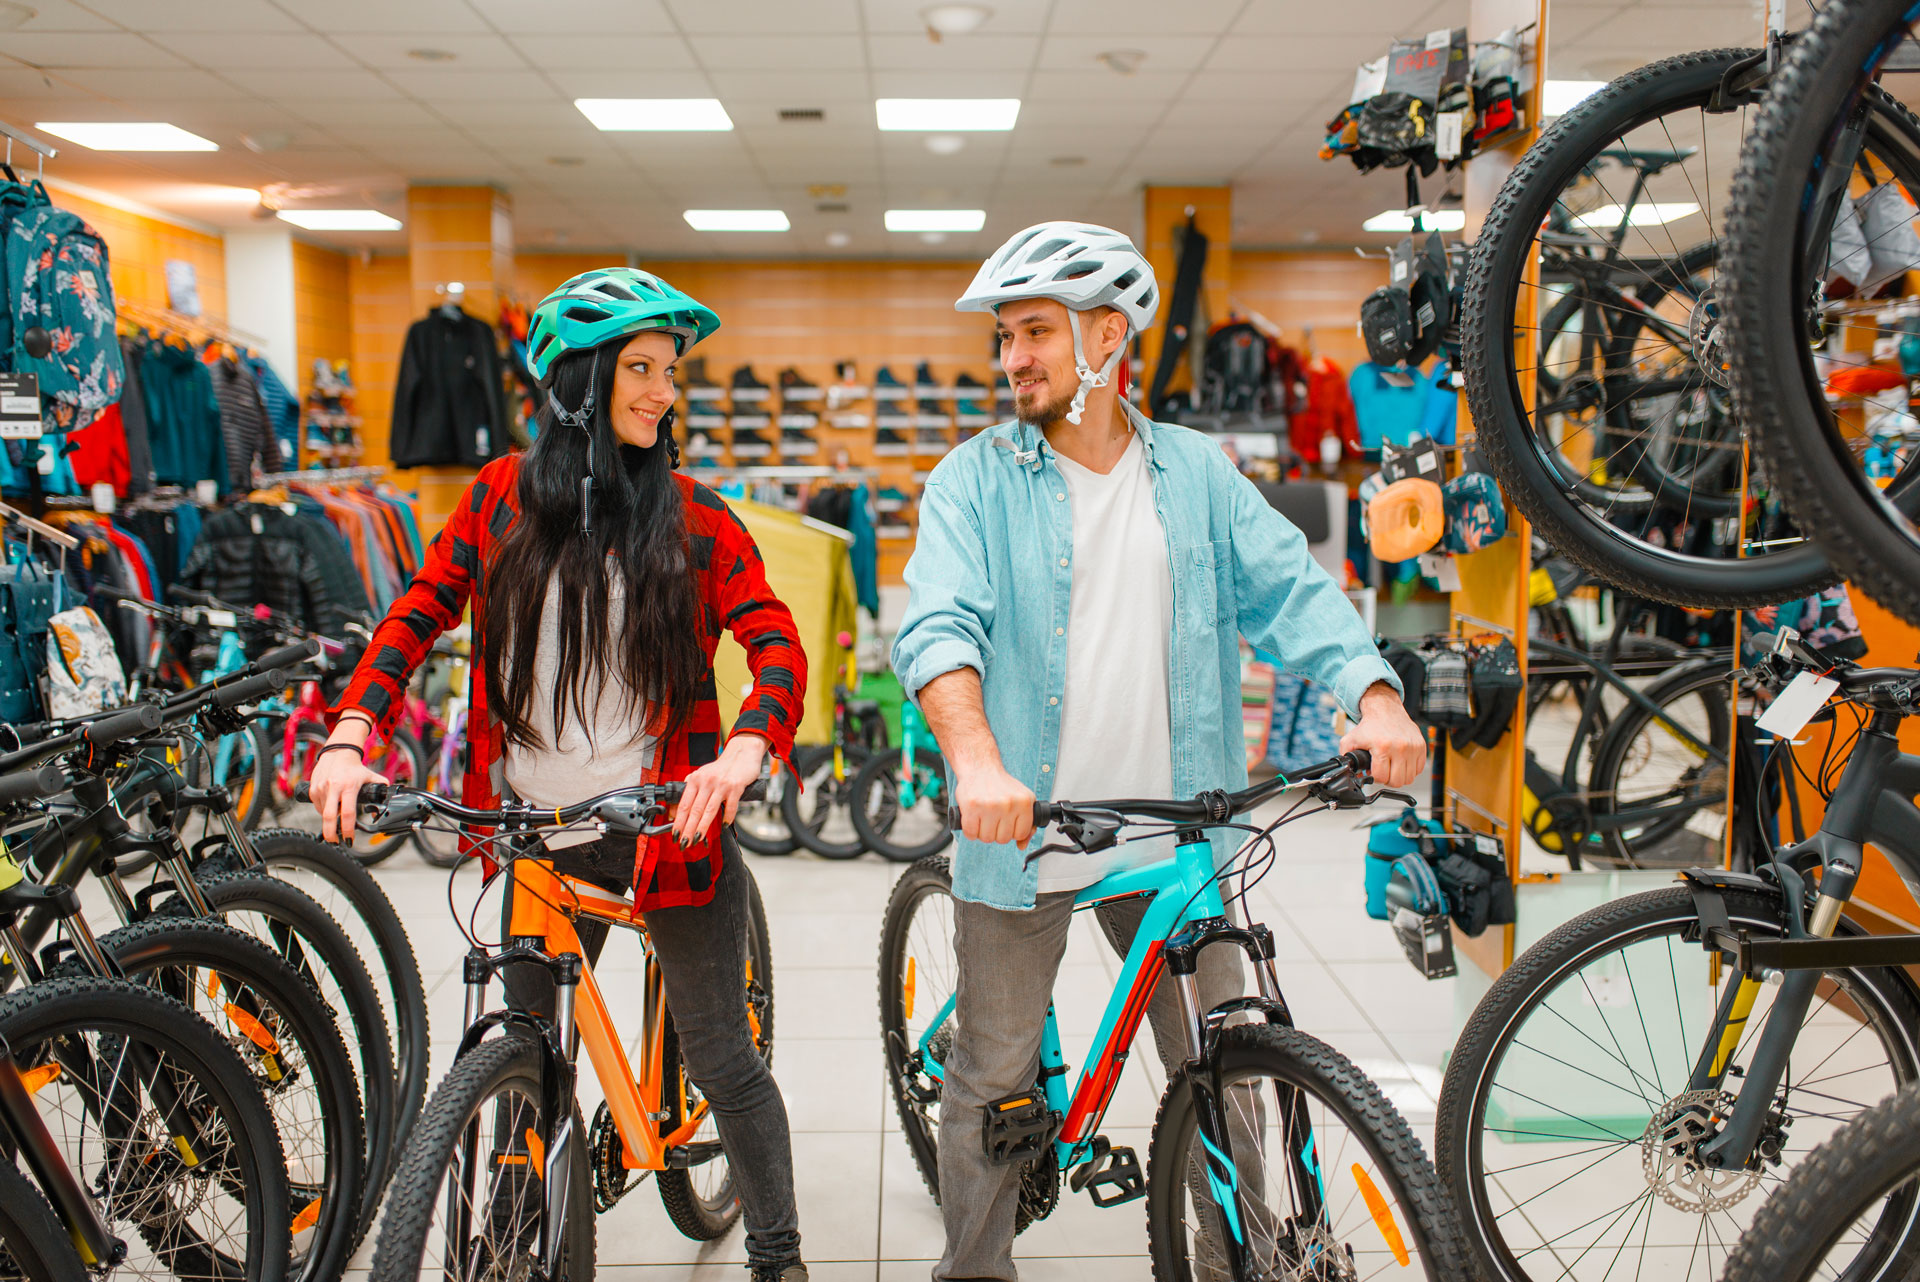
[995,298,1122,426]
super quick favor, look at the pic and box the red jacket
[333,454,807,909]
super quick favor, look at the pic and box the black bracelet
[317,743,365,761]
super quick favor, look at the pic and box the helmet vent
[592,280,638,301]
[563,305,609,323]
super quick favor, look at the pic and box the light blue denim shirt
[893,403,1401,909]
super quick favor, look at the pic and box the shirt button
[1059,557,1069,567]
[1056,492,1065,501]
[1049,696,1058,705]
[1055,626,1064,635]
[1041,763,1051,773]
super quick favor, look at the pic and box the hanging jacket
[209,356,271,492]
[242,353,300,470]
[390,308,504,468]
[68,403,130,494]
[179,501,369,636]
[117,338,155,494]
[1290,356,1360,459]
[141,341,227,493]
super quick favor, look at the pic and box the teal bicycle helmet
[525,267,720,382]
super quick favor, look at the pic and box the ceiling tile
[291,0,492,32]
[1231,0,1440,35]
[50,67,254,100]
[548,70,716,98]
[149,32,358,69]
[386,69,560,101]
[686,35,867,69]
[1180,71,1342,106]
[14,0,132,30]
[286,98,445,127]
[668,0,863,32]
[1037,34,1220,74]
[222,69,404,99]
[510,34,698,70]
[329,34,531,70]
[868,69,1029,97]
[0,68,100,99]
[1054,0,1244,30]
[1203,34,1387,71]
[863,34,1041,71]
[446,100,591,127]
[89,0,301,30]
[860,0,1046,33]
[704,71,870,103]
[1,33,185,68]
[465,0,677,32]
[1022,70,1189,102]
[1012,99,1170,128]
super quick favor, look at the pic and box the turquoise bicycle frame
[892,701,944,809]
[201,624,288,791]
[915,823,1308,1262]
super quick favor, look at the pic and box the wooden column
[1139,185,1232,395]
[396,184,514,538]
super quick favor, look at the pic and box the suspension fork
[0,1037,122,1267]
[541,952,582,1277]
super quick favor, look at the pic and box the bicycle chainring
[589,1099,644,1212]
[1014,1144,1059,1234]
[1639,1089,1763,1212]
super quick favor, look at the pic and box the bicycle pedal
[1071,1142,1145,1207]
[982,1090,1056,1166]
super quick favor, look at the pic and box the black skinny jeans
[500,831,801,1268]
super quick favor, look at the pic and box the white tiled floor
[338,790,1457,1281]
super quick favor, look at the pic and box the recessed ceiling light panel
[683,209,790,231]
[885,209,986,232]
[278,209,402,231]
[575,98,734,131]
[876,98,1019,131]
[37,122,217,151]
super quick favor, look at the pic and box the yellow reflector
[225,1004,282,1055]
[290,1196,323,1236]
[904,956,917,1022]
[173,1135,200,1167]
[19,1062,60,1094]
[1353,1163,1410,1267]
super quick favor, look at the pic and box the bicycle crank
[1639,1089,1763,1212]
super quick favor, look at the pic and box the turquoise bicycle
[878,751,1468,1280]
[851,697,951,862]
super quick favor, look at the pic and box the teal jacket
[893,405,1399,910]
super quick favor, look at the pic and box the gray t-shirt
[1035,432,1176,893]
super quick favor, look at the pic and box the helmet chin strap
[548,347,604,536]
[1065,309,1126,426]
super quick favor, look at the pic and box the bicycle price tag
[1756,670,1839,737]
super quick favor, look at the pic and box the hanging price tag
[1756,670,1840,738]
[0,373,42,440]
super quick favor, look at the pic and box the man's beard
[1013,376,1076,427]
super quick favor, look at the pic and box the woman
[310,268,810,1282]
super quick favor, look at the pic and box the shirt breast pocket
[1189,541,1233,627]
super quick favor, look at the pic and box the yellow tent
[712,498,858,747]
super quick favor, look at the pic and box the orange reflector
[1353,1164,1410,1267]
[205,970,220,1000]
[225,1004,282,1055]
[526,1128,545,1180]
[19,1062,59,1094]
[904,956,917,1022]
[290,1196,323,1236]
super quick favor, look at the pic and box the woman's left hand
[672,734,769,845]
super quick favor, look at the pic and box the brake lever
[1370,787,1419,808]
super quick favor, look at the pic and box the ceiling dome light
[924,134,965,156]
[920,231,949,245]
[1095,49,1147,75]
[407,47,457,62]
[920,3,992,40]
[826,231,852,248]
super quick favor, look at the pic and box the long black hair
[481,334,705,752]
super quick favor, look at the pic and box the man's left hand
[1340,681,1427,789]
[673,734,769,845]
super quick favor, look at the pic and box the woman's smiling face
[608,330,680,449]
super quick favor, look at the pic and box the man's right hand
[310,750,386,845]
[954,763,1037,847]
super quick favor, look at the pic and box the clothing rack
[0,119,56,174]
[0,500,80,549]
[116,298,268,350]
[694,465,877,481]
[258,466,387,485]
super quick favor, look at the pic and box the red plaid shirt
[332,455,806,910]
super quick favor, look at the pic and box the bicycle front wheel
[0,1161,87,1282]
[852,747,953,863]
[1147,1023,1467,1281]
[781,745,870,859]
[369,1032,592,1282]
[1723,1081,1920,1282]
[1436,885,1920,1282]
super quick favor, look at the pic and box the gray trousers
[934,892,1249,1282]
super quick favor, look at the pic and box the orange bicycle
[313,778,773,1282]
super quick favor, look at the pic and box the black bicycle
[1437,630,1920,1282]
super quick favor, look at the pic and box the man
[892,221,1427,1281]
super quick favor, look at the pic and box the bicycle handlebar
[254,638,321,673]
[0,699,164,781]
[293,778,770,836]
[0,762,72,807]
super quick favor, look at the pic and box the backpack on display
[0,551,61,723]
[0,178,52,369]
[44,604,125,718]
[5,200,124,433]
[1202,321,1270,415]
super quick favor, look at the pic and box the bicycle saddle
[1596,146,1697,175]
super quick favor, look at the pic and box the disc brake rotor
[1640,1089,1762,1212]
[1689,287,1731,389]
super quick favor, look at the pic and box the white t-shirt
[1035,431,1176,893]
[503,569,659,850]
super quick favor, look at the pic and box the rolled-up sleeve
[893,477,996,699]
[1220,455,1399,719]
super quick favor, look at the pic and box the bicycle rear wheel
[0,1162,87,1282]
[1463,47,1835,607]
[368,1032,592,1282]
[879,857,956,1201]
[1725,0,1920,626]
[1584,660,1735,867]
[1723,1081,1920,1282]
[852,747,953,863]
[1146,1023,1467,1281]
[781,745,871,859]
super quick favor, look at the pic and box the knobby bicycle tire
[1724,0,1920,626]
[1463,47,1835,607]
[1722,1080,1920,1282]
[1584,659,1735,867]
[851,747,953,863]
[368,1032,593,1282]
[0,1161,87,1282]
[0,975,294,1282]
[782,745,872,859]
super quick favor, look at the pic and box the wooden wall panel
[348,253,413,474]
[292,240,350,400]
[1231,252,1387,371]
[1140,186,1233,388]
[52,189,227,321]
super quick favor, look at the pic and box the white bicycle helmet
[956,222,1160,423]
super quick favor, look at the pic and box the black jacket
[180,502,370,636]
[390,308,505,468]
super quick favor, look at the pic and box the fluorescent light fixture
[684,209,790,231]
[575,98,734,131]
[876,98,1019,131]
[37,121,217,151]
[1542,79,1607,117]
[1362,209,1465,233]
[1572,201,1702,229]
[277,209,402,231]
[886,209,986,232]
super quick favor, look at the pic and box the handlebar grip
[1347,748,1372,775]
[169,585,218,608]
[0,761,69,807]
[254,639,320,673]
[93,583,136,603]
[947,799,1053,832]
[212,670,286,710]
[80,702,164,750]
[293,781,391,808]
[742,778,767,803]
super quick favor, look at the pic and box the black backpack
[1202,321,1270,414]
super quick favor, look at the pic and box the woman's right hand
[310,749,386,845]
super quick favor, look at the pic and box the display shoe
[681,355,723,403]
[780,426,818,454]
[875,426,909,452]
[914,359,943,415]
[730,364,771,405]
[778,366,821,404]
[914,426,950,454]
[954,370,990,419]
[730,427,773,456]
[875,485,909,511]
[873,364,907,403]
